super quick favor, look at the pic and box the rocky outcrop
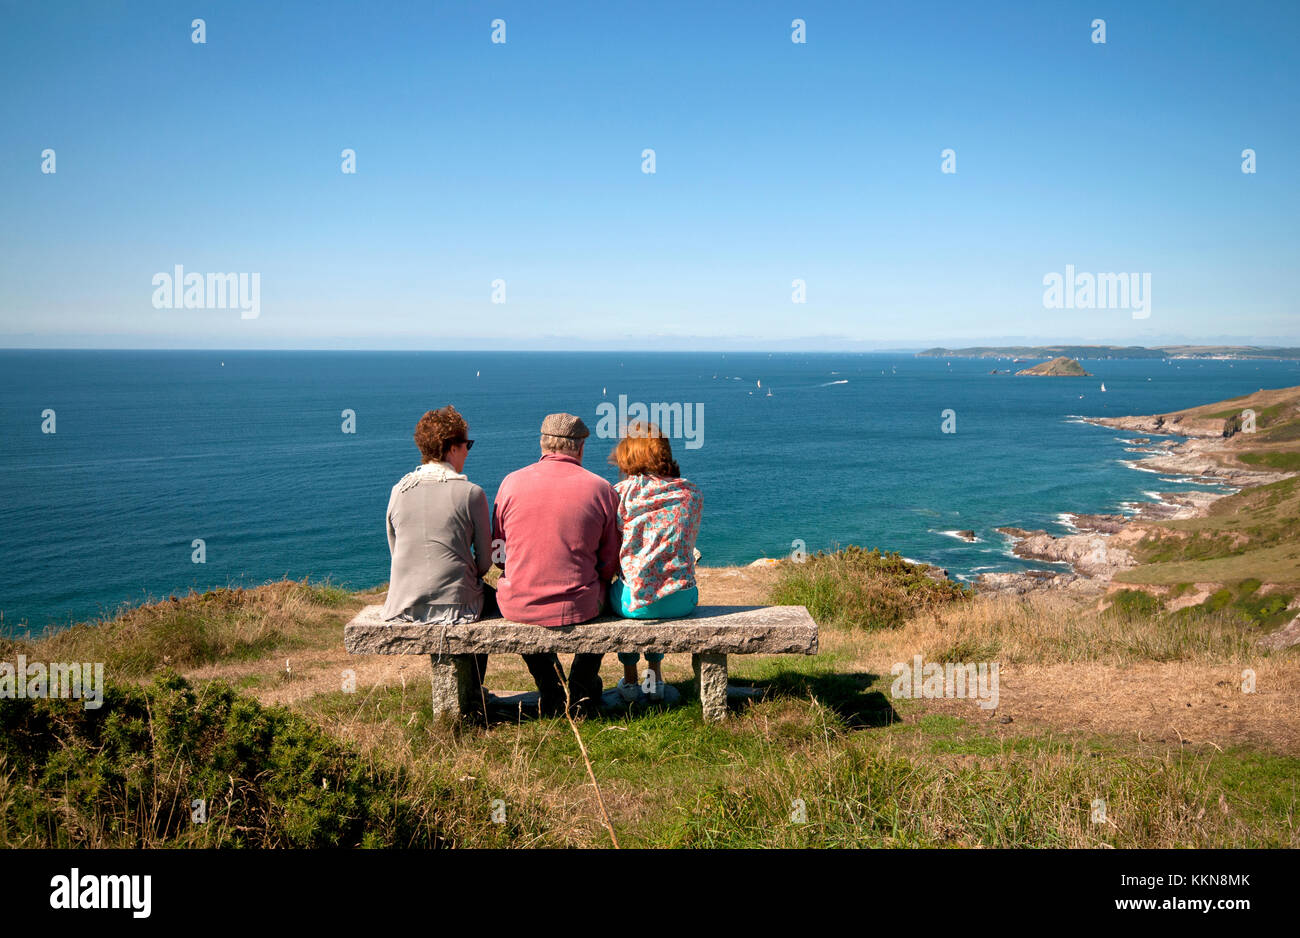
[1259,615,1300,652]
[1016,356,1092,377]
[1087,413,1221,438]
[995,528,1137,579]
[1068,514,1128,534]
[975,570,1103,596]
[1131,439,1287,486]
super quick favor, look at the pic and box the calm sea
[2,350,1298,633]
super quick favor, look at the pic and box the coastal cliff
[983,385,1300,606]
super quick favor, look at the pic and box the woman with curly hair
[606,421,702,702]
[381,405,491,623]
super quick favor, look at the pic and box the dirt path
[903,660,1300,755]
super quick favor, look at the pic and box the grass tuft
[768,546,971,631]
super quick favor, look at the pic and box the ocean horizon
[3,348,1299,634]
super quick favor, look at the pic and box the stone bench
[343,603,818,723]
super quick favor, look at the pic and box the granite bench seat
[343,603,818,722]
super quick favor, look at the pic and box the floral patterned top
[614,474,702,610]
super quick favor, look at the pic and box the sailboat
[766,388,773,397]
[757,379,762,389]
[1100,382,1106,392]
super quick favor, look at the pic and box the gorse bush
[768,546,971,631]
[0,672,519,848]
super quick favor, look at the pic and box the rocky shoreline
[975,414,1291,597]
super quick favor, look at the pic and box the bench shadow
[730,670,900,728]
[479,671,898,729]
[483,683,687,725]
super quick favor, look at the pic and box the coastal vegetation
[1113,386,1300,587]
[0,672,470,848]
[767,546,970,630]
[2,562,1295,848]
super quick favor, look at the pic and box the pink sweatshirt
[492,453,622,626]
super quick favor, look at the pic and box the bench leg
[430,654,474,722]
[693,653,729,723]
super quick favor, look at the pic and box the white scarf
[396,460,468,493]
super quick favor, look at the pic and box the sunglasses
[449,438,474,451]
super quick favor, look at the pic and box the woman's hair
[608,421,679,478]
[414,406,468,462]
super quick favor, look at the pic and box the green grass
[645,707,1296,848]
[1109,589,1163,617]
[314,670,1299,847]
[1204,748,1300,832]
[1239,451,1300,472]
[1197,582,1298,631]
[1122,475,1300,586]
[1103,580,1294,639]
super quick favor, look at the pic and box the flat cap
[540,412,590,439]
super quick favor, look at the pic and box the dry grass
[831,590,1300,756]
[5,580,375,678]
[875,591,1265,667]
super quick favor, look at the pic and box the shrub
[0,672,457,848]
[1108,589,1162,617]
[768,546,971,631]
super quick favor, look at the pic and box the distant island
[1016,356,1091,376]
[917,345,1300,361]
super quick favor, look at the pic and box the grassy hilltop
[2,559,1296,848]
[2,387,1298,849]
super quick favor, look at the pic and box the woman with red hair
[607,421,702,701]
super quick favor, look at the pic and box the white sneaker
[644,671,666,702]
[616,678,641,702]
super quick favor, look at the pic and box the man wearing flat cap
[491,413,621,716]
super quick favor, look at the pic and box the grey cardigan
[380,462,493,620]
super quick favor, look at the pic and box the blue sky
[1,0,1297,349]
